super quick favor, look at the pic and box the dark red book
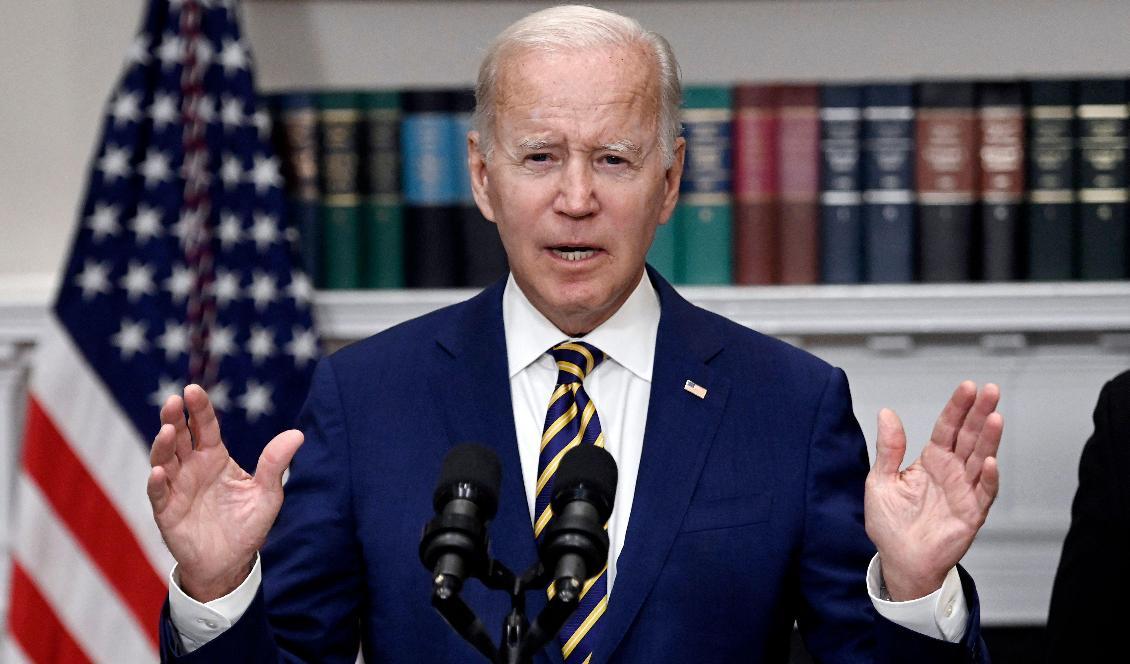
[777,84,821,284]
[732,84,779,285]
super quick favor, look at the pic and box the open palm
[147,384,303,602]
[864,381,1002,600]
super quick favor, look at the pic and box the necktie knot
[549,341,606,385]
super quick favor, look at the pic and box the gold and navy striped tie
[535,341,608,664]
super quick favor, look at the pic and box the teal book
[360,90,404,288]
[678,85,733,285]
[647,210,680,282]
[317,91,363,289]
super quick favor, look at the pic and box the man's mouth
[550,246,598,261]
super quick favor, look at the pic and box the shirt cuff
[866,554,968,643]
[167,554,262,653]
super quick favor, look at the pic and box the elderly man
[150,6,1000,663]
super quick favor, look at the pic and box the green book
[678,85,733,285]
[317,91,363,289]
[360,90,404,288]
[647,208,680,282]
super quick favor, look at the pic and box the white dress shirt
[169,271,968,651]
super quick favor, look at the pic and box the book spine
[732,84,779,284]
[273,92,322,286]
[452,88,508,287]
[820,85,864,284]
[1025,80,1076,280]
[679,86,733,285]
[401,90,462,287]
[777,84,821,284]
[317,91,363,289]
[360,90,404,288]
[1077,78,1128,280]
[862,84,916,283]
[915,82,978,282]
[978,83,1026,281]
[646,209,680,283]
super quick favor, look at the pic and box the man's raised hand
[146,384,303,602]
[864,381,1002,601]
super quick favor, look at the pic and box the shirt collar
[502,271,660,382]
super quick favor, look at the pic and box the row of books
[266,78,1130,289]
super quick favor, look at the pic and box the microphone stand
[430,557,581,664]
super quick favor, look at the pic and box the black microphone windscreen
[555,445,617,504]
[435,443,502,515]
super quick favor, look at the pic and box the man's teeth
[553,248,596,261]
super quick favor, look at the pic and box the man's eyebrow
[600,139,642,154]
[517,137,554,151]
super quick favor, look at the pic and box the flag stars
[220,95,244,129]
[218,38,248,76]
[120,260,157,301]
[217,212,243,250]
[86,203,121,242]
[124,35,151,66]
[74,260,112,300]
[156,33,184,70]
[111,319,149,359]
[247,325,276,363]
[156,321,189,360]
[139,150,173,188]
[150,93,179,130]
[220,153,243,188]
[209,381,232,412]
[248,270,278,310]
[238,380,273,421]
[250,213,280,251]
[149,376,183,407]
[211,268,241,307]
[164,263,195,304]
[286,272,313,306]
[285,327,319,368]
[97,145,131,182]
[129,204,163,243]
[171,210,201,249]
[251,109,271,140]
[248,155,282,193]
[207,323,237,360]
[109,91,142,127]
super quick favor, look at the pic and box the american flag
[6,1,318,661]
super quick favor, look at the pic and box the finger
[975,456,1000,511]
[872,408,907,477]
[160,394,193,462]
[927,380,977,452]
[183,384,223,450]
[254,429,305,494]
[954,383,1001,462]
[150,423,181,483]
[965,411,1004,484]
[147,465,170,514]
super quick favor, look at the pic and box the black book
[452,88,509,286]
[978,82,1026,281]
[1025,80,1076,280]
[1077,78,1128,280]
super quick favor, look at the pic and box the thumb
[873,408,907,477]
[255,429,305,494]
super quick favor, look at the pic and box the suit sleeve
[159,357,365,663]
[795,367,989,663]
[1046,375,1130,662]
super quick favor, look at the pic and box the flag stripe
[8,563,93,664]
[12,475,159,662]
[3,639,35,664]
[22,394,167,645]
[31,317,177,576]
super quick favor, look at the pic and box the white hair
[472,4,682,168]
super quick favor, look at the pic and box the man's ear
[467,131,497,223]
[658,136,686,225]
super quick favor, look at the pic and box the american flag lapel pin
[684,380,707,399]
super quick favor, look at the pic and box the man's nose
[553,158,599,218]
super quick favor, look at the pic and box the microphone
[419,443,501,599]
[538,445,617,604]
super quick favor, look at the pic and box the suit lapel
[594,269,731,660]
[426,281,560,664]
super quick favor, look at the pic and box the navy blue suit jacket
[160,268,988,663]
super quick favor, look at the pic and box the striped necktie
[535,340,608,664]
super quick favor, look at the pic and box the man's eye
[602,155,626,165]
[527,153,551,163]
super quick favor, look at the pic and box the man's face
[468,44,684,336]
